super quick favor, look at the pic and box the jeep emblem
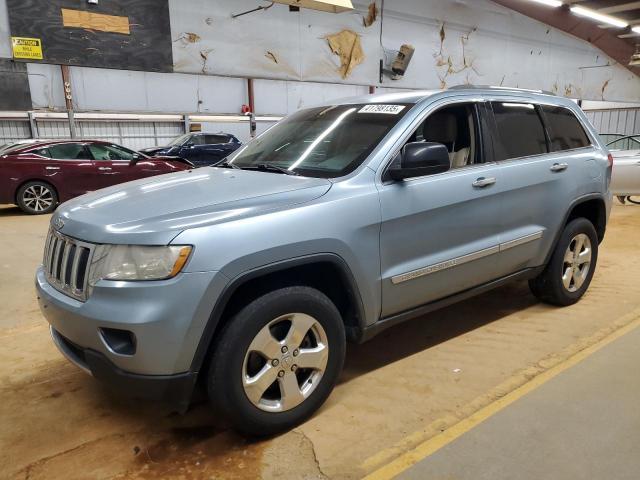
[52,216,65,230]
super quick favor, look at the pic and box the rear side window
[491,102,547,160]
[204,135,229,144]
[48,143,91,160]
[541,106,591,151]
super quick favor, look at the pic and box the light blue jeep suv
[36,87,612,435]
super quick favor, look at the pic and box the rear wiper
[215,160,240,169]
[242,163,299,176]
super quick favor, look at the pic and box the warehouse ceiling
[493,0,640,75]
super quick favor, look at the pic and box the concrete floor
[397,324,640,480]
[2,203,640,479]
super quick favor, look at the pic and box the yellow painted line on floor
[363,311,640,480]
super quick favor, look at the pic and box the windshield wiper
[215,160,240,169]
[241,163,299,176]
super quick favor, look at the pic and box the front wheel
[529,218,598,306]
[207,286,346,436]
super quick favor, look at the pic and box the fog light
[99,328,136,356]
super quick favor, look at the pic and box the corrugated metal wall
[0,120,31,144]
[0,119,185,150]
[76,121,184,150]
[585,109,640,135]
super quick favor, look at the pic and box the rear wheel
[16,181,58,215]
[207,286,345,436]
[529,218,598,306]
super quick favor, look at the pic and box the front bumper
[36,266,228,405]
[50,325,197,410]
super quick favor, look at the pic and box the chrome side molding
[391,231,544,285]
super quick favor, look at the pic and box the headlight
[88,245,192,286]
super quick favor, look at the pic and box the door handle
[98,167,112,171]
[45,166,60,170]
[550,162,568,172]
[472,177,496,188]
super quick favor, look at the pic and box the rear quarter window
[541,106,591,151]
[491,102,548,161]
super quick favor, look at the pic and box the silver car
[605,134,640,204]
[36,87,612,435]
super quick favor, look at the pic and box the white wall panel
[0,0,11,58]
[27,63,66,110]
[169,0,640,102]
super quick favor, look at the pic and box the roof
[323,85,574,109]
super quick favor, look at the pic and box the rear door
[489,101,591,275]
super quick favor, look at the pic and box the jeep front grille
[43,229,94,302]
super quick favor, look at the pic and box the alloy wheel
[562,233,592,293]
[22,185,54,212]
[242,313,329,412]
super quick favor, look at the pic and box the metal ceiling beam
[598,2,640,14]
[491,0,639,75]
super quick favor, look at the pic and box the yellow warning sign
[11,37,43,60]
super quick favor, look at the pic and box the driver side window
[408,103,481,170]
[88,144,135,161]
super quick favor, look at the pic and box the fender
[189,253,367,373]
[542,192,608,267]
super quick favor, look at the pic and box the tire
[529,218,598,306]
[207,286,346,436]
[16,181,58,215]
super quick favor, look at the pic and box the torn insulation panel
[326,29,364,79]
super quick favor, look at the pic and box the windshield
[167,133,192,146]
[226,104,412,178]
[606,134,640,151]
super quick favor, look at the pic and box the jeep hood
[54,168,332,244]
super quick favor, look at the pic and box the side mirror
[388,142,450,181]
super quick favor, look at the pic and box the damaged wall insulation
[326,30,364,79]
[6,0,173,72]
[169,0,639,102]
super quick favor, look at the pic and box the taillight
[607,153,614,169]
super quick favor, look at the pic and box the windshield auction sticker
[11,37,43,60]
[358,105,405,114]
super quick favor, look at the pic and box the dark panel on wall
[6,0,173,72]
[0,59,32,110]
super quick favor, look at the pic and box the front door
[378,101,506,317]
[45,142,102,198]
[86,143,140,188]
[188,134,234,166]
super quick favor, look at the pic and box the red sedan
[0,140,193,214]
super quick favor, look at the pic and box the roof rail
[448,85,556,96]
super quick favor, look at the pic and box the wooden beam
[61,8,130,35]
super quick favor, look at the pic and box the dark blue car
[139,132,242,167]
